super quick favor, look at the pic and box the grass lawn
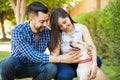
[0,38,11,42]
[0,51,120,80]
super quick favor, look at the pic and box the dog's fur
[70,41,109,80]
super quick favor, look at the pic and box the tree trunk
[10,0,26,25]
[0,17,6,39]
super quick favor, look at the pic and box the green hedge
[73,0,120,65]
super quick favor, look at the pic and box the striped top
[61,23,83,54]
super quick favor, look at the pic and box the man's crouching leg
[1,56,20,80]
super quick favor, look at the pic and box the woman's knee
[56,64,74,80]
[57,70,74,80]
[97,56,102,68]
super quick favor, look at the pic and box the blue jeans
[54,56,102,80]
[0,56,57,80]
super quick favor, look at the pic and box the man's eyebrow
[39,19,48,22]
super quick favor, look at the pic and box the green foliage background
[73,1,120,79]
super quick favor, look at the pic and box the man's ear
[29,17,32,22]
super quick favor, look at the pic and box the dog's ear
[77,41,84,44]
[77,41,81,44]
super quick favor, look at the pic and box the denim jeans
[55,56,102,80]
[0,56,57,80]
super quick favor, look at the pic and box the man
[0,1,81,80]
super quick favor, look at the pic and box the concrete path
[0,42,11,52]
[0,42,50,54]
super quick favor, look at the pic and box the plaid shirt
[11,22,50,64]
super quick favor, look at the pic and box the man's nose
[43,21,48,26]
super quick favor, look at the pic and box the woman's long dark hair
[49,8,75,52]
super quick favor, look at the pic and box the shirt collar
[26,21,33,36]
[73,23,80,32]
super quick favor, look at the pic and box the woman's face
[58,17,73,33]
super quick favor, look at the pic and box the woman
[49,8,102,80]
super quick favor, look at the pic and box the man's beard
[39,27,45,32]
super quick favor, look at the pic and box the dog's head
[70,41,88,53]
[70,41,90,60]
[70,41,92,60]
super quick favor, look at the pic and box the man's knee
[1,56,19,76]
[0,56,19,80]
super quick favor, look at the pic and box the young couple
[0,1,101,80]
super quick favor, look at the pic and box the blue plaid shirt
[11,22,50,64]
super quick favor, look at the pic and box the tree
[40,0,72,11]
[10,0,26,25]
[0,0,79,39]
[10,0,74,25]
[0,0,13,39]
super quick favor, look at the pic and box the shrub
[73,0,120,65]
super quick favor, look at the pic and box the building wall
[69,0,112,17]
[100,0,111,9]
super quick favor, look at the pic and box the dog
[70,41,109,80]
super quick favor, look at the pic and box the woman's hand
[88,63,97,79]
[87,44,98,79]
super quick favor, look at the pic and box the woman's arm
[50,40,61,56]
[82,25,97,64]
[82,25,97,79]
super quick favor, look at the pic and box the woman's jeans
[0,56,57,80]
[55,56,102,80]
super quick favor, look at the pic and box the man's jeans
[0,56,57,80]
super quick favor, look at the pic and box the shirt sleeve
[11,28,49,64]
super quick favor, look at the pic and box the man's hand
[60,51,82,63]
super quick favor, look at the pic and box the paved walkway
[0,42,11,52]
[0,42,50,53]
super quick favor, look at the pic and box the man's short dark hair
[28,1,48,16]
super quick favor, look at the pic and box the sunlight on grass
[0,51,10,61]
[101,65,120,80]
[0,38,10,42]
